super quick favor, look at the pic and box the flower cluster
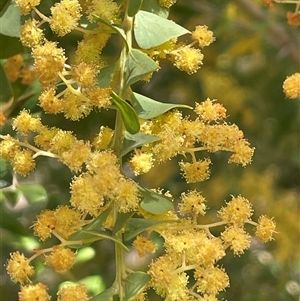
[2,1,277,301]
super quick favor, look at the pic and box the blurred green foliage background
[1,0,299,300]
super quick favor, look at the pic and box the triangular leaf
[124,49,158,89]
[124,218,165,241]
[112,211,134,235]
[121,131,161,157]
[111,91,140,134]
[125,272,151,301]
[97,64,116,88]
[139,186,174,214]
[0,2,21,37]
[131,92,192,119]
[134,10,189,49]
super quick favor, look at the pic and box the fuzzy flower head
[283,73,300,99]
[72,62,98,87]
[132,235,158,257]
[87,0,120,24]
[33,210,56,241]
[49,0,82,36]
[87,86,112,108]
[93,126,114,150]
[12,109,42,136]
[70,173,104,216]
[6,252,34,284]
[45,245,76,272]
[4,54,23,82]
[158,0,177,8]
[57,284,89,301]
[0,136,20,160]
[19,283,50,301]
[191,25,215,47]
[194,99,227,121]
[221,226,251,255]
[179,158,211,183]
[218,195,253,226]
[255,215,276,242]
[287,11,300,26]
[20,18,44,47]
[228,139,255,166]
[39,88,63,114]
[12,149,36,176]
[129,150,154,175]
[179,190,207,216]
[32,41,66,87]
[171,46,204,74]
[16,0,41,15]
[194,266,229,295]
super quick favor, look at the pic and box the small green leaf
[121,131,161,157]
[111,91,140,134]
[18,184,47,204]
[112,211,134,235]
[0,156,13,188]
[125,272,151,301]
[139,186,174,214]
[75,247,96,264]
[0,34,24,58]
[89,287,116,301]
[0,2,21,37]
[124,49,158,89]
[124,218,165,241]
[131,92,192,119]
[80,275,106,296]
[97,64,116,87]
[128,0,143,17]
[134,10,190,49]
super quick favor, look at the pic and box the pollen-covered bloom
[15,0,41,15]
[171,45,204,74]
[283,73,300,99]
[129,150,154,175]
[45,245,76,272]
[49,0,82,36]
[72,62,98,87]
[39,88,63,114]
[221,226,251,255]
[53,206,83,239]
[287,11,300,26]
[20,18,44,47]
[194,99,227,121]
[4,54,23,82]
[194,266,229,295]
[57,284,89,301]
[0,136,20,160]
[32,41,66,87]
[33,210,56,241]
[12,149,36,176]
[12,109,42,135]
[87,0,120,24]
[93,126,114,149]
[19,283,50,301]
[6,252,34,283]
[255,215,276,242]
[191,25,215,47]
[132,235,158,257]
[218,195,253,226]
[158,0,177,8]
[179,190,207,216]
[179,158,211,183]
